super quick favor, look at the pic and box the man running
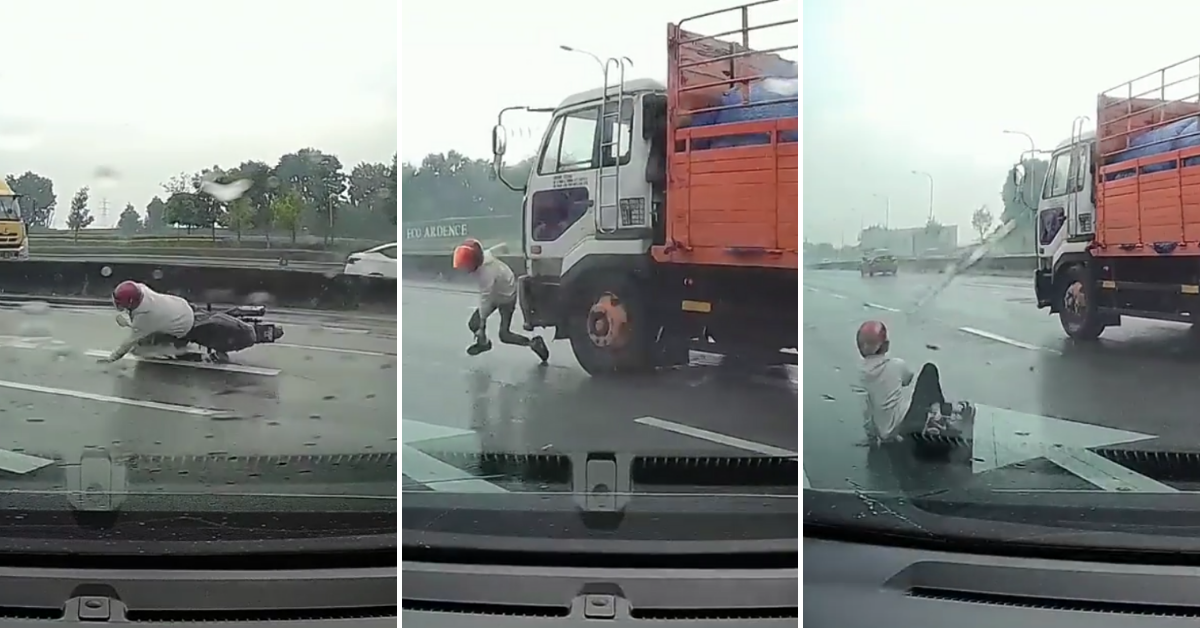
[99,280,195,363]
[452,239,549,363]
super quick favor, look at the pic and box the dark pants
[899,363,953,461]
[469,302,530,347]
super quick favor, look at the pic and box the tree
[5,172,55,229]
[971,205,994,242]
[117,202,142,235]
[228,160,276,244]
[271,191,303,244]
[221,197,255,242]
[274,148,347,243]
[144,196,168,233]
[66,187,94,242]
[164,192,202,233]
[346,160,396,236]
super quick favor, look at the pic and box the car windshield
[401,0,799,551]
[0,0,396,553]
[805,4,1200,552]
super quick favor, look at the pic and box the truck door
[1038,148,1073,257]
[524,102,603,277]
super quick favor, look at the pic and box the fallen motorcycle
[136,304,285,364]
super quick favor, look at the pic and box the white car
[343,242,397,278]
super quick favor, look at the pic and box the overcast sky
[400,0,796,166]
[805,0,1200,244]
[1,0,396,228]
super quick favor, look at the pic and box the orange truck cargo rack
[653,1,798,271]
[1097,55,1200,256]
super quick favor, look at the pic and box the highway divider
[809,254,1037,275]
[403,250,1038,283]
[0,261,395,314]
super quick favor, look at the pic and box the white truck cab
[492,70,669,341]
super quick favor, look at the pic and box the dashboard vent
[908,587,1200,618]
[630,606,799,620]
[402,599,568,618]
[127,605,396,623]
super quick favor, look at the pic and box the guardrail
[808,254,1038,275]
[0,261,395,313]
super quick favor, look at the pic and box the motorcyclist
[98,280,196,363]
[452,238,550,363]
[855,319,975,459]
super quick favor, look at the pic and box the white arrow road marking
[0,449,54,475]
[972,404,1176,493]
[402,419,508,493]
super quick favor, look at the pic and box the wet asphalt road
[804,269,1200,494]
[0,301,397,494]
[401,280,799,493]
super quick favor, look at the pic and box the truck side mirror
[492,125,507,159]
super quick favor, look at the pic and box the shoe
[467,340,493,356]
[530,336,549,363]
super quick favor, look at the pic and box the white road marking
[325,326,370,335]
[402,419,508,493]
[958,326,1056,353]
[84,351,280,377]
[829,293,847,300]
[269,343,395,357]
[0,449,54,475]
[0,379,222,416]
[1044,448,1177,493]
[635,417,796,457]
[972,404,1174,493]
[864,302,901,313]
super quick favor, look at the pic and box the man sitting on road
[452,238,549,364]
[855,319,975,459]
[98,280,196,363]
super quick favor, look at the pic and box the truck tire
[568,275,653,376]
[1058,265,1105,341]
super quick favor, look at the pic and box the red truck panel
[652,4,797,271]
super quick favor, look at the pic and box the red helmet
[451,238,484,272]
[856,320,889,357]
[112,280,144,311]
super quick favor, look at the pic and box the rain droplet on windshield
[92,166,121,189]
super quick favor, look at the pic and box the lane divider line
[864,302,902,313]
[269,343,395,357]
[958,327,1058,354]
[84,350,281,377]
[635,416,797,458]
[0,379,223,416]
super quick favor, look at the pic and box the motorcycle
[136,304,285,364]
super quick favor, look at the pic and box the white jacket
[473,244,517,317]
[856,354,915,442]
[109,283,195,360]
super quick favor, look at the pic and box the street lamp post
[871,193,890,229]
[911,170,934,222]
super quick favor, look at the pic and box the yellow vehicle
[0,181,29,260]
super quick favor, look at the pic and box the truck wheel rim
[587,294,629,348]
[1065,281,1087,317]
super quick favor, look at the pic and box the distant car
[861,251,898,277]
[343,242,397,278]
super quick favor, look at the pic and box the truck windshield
[0,197,22,221]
